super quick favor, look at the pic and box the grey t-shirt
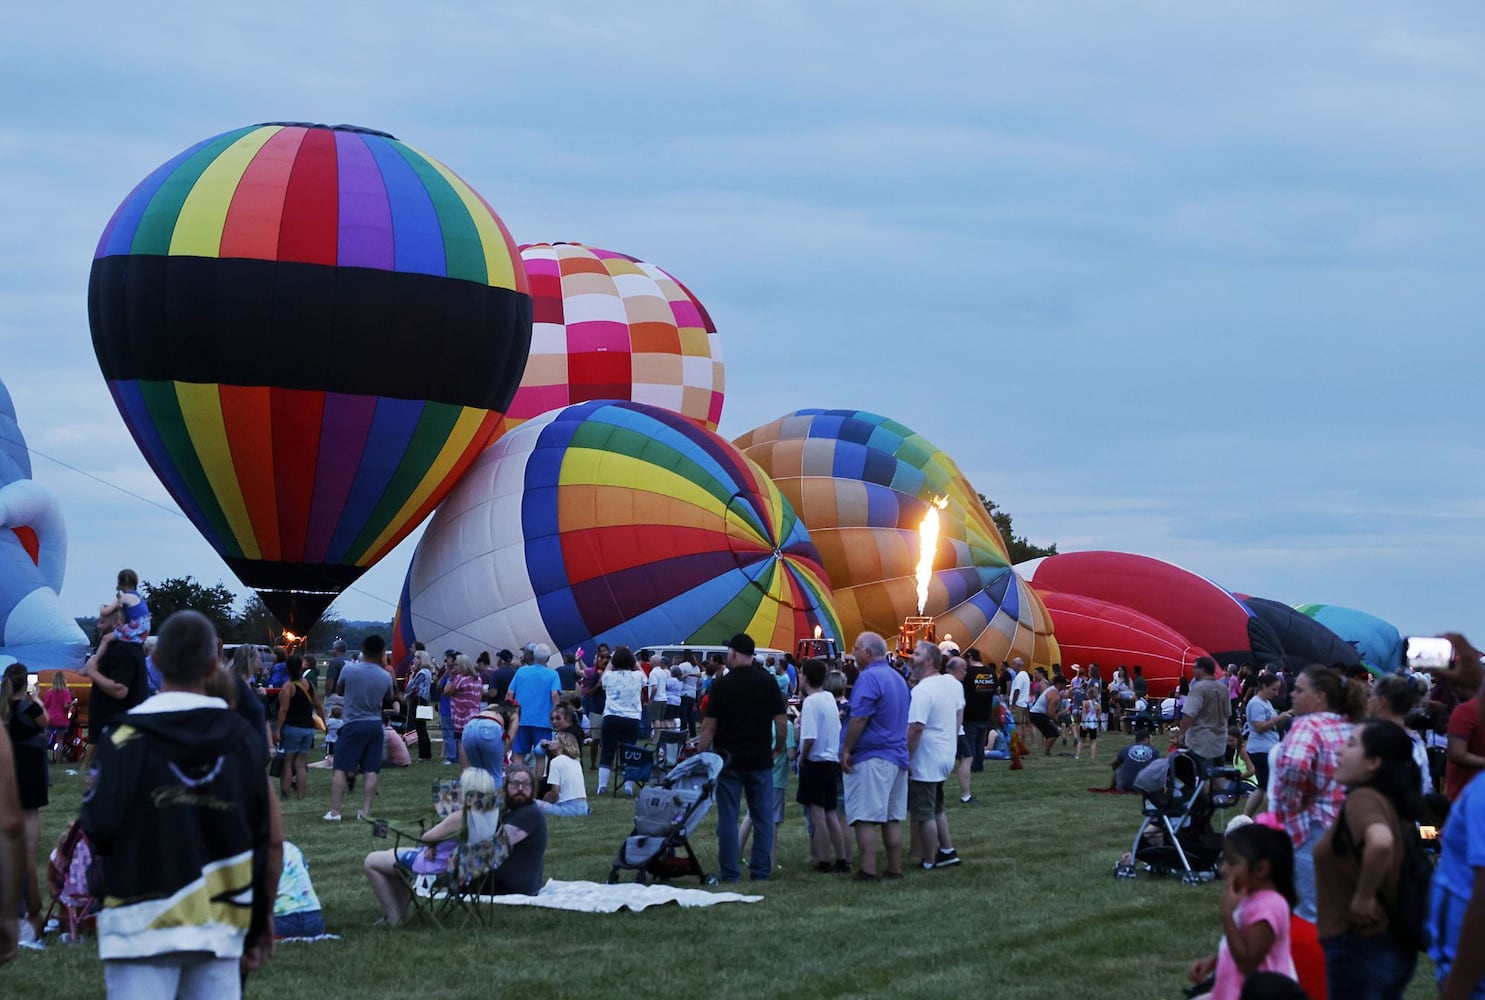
[338,661,393,725]
[1183,678,1230,759]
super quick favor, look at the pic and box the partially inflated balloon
[395,400,841,657]
[1036,590,1210,698]
[1294,603,1402,675]
[88,123,532,630]
[734,409,1056,667]
[498,242,724,437]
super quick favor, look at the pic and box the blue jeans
[963,721,991,772]
[1293,821,1326,922]
[715,767,774,882]
[461,718,506,785]
[438,708,457,762]
[1322,930,1417,1000]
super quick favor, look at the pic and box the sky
[2,1,1482,641]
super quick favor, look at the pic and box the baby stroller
[608,752,723,886]
[1114,750,1240,885]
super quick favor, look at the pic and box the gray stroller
[607,751,723,886]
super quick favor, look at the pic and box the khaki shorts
[908,779,945,822]
[844,756,908,824]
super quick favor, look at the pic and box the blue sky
[2,2,1482,638]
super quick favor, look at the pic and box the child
[97,568,151,649]
[739,708,796,874]
[43,672,76,762]
[323,705,344,763]
[1077,683,1102,761]
[1188,823,1299,1000]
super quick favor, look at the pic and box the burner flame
[915,496,948,616]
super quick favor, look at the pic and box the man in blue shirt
[840,632,910,882]
[506,643,561,765]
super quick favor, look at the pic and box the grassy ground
[8,733,1437,999]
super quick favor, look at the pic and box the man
[301,653,319,694]
[946,656,978,803]
[1027,671,1062,757]
[1181,657,1230,773]
[143,635,161,695]
[646,652,669,731]
[839,632,910,881]
[489,649,517,703]
[907,643,962,870]
[82,611,150,764]
[555,654,578,695]
[506,642,561,764]
[698,633,786,882]
[679,654,702,737]
[1009,657,1032,735]
[1111,721,1158,791]
[81,610,281,998]
[325,634,396,821]
[961,650,997,780]
[488,764,549,895]
[323,639,348,694]
[1131,664,1148,704]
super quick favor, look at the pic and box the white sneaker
[322,811,342,822]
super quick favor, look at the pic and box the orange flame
[915,496,948,616]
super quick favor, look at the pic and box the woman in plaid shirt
[1269,666,1365,922]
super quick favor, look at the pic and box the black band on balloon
[88,255,532,413]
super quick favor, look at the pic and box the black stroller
[608,752,723,886]
[1114,750,1241,885]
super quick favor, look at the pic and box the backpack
[1334,801,1434,952]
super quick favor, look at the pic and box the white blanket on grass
[468,879,762,913]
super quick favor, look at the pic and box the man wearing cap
[506,643,561,765]
[489,649,517,704]
[324,639,348,694]
[698,633,786,882]
[839,631,911,881]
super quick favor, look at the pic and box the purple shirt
[849,659,910,768]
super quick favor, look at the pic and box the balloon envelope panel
[1240,596,1363,675]
[1295,603,1403,675]
[499,243,724,437]
[734,409,1054,667]
[1018,551,1282,667]
[400,400,841,657]
[88,123,532,629]
[1038,590,1211,698]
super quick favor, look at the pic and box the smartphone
[1405,636,1454,671]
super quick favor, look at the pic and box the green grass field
[7,733,1437,999]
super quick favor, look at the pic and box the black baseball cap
[497,649,513,663]
[727,633,756,656]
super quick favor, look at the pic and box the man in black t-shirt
[491,765,547,895]
[82,615,149,752]
[962,654,997,774]
[698,633,785,882]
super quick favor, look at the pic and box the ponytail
[1301,665,1366,722]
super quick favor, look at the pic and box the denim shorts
[335,719,384,774]
[279,725,314,755]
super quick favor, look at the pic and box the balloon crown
[254,121,397,140]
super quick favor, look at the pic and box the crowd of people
[2,569,1483,1000]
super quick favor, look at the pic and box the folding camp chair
[432,789,505,927]
[612,743,656,796]
[363,778,464,927]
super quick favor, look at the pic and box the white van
[635,644,791,667]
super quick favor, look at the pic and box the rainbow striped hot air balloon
[734,409,1057,668]
[88,122,532,630]
[393,400,841,658]
[499,242,725,437]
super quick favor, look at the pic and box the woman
[445,654,483,768]
[4,664,48,942]
[230,644,272,756]
[538,732,590,816]
[598,645,644,796]
[462,702,514,786]
[1314,720,1423,999]
[362,766,500,926]
[1243,673,1290,812]
[1367,674,1433,795]
[1108,667,1131,732]
[275,656,318,800]
[580,648,607,769]
[433,653,458,766]
[1269,665,1365,922]
[404,650,434,763]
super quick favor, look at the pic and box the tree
[978,494,1058,565]
[140,576,238,638]
[233,594,279,645]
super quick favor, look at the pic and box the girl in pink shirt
[1189,822,1299,1000]
[42,672,75,761]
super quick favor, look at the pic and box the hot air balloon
[0,374,89,670]
[88,123,532,631]
[734,409,1056,667]
[1018,551,1282,667]
[1295,603,1403,675]
[395,400,841,658]
[1237,596,1364,676]
[1036,590,1210,698]
[498,242,724,437]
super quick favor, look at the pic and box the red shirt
[1445,697,1485,801]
